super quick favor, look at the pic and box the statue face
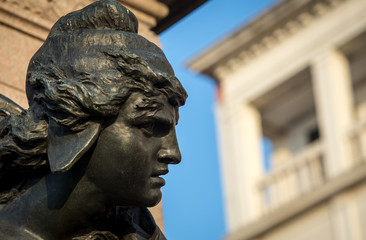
[85,92,181,207]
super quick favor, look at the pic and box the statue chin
[143,190,163,208]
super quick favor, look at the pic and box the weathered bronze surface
[0,0,187,239]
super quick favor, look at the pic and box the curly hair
[0,0,187,198]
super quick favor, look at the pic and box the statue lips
[150,169,169,187]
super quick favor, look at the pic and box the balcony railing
[257,117,366,215]
[349,117,366,165]
[257,141,325,214]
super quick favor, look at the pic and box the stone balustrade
[257,141,325,213]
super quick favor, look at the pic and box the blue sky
[159,1,280,239]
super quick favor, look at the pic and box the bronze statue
[0,0,187,239]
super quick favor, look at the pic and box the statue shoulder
[72,228,166,240]
[73,207,167,240]
[0,222,39,240]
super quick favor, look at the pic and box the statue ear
[47,119,101,173]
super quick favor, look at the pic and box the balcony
[257,115,366,216]
[258,140,324,213]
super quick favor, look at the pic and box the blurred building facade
[0,0,206,231]
[189,0,366,239]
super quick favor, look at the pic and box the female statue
[0,0,187,239]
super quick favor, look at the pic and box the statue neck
[0,157,109,240]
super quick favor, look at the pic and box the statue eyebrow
[131,108,175,126]
[131,96,178,125]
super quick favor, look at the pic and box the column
[328,192,363,240]
[311,49,354,177]
[216,101,264,231]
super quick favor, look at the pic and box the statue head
[0,0,187,207]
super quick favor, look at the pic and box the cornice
[0,0,169,40]
[0,2,52,41]
[120,0,169,20]
[188,0,349,82]
[0,0,206,39]
[1,0,94,23]
[153,0,208,34]
[0,0,94,40]
[119,0,169,29]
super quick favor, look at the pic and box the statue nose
[158,131,181,164]
[158,149,181,164]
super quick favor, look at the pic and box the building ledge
[0,2,52,41]
[188,0,348,81]
[227,161,366,240]
[153,0,208,34]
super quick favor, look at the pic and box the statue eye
[139,120,170,137]
[142,122,155,134]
